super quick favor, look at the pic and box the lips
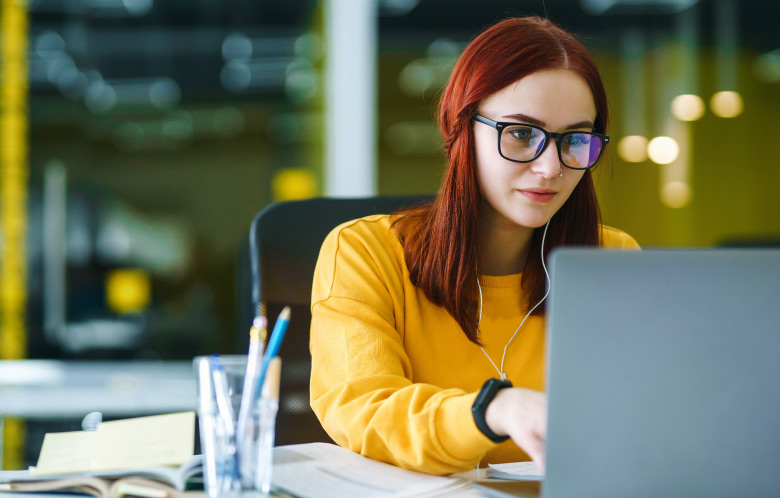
[519,188,557,203]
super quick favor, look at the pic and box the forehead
[480,69,597,127]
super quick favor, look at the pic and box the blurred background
[1,0,779,469]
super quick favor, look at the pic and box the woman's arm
[309,218,495,474]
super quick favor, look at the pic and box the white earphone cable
[478,219,553,381]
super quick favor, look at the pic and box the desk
[0,452,541,498]
[1,367,541,497]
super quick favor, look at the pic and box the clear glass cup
[194,355,278,498]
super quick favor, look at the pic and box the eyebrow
[502,113,594,131]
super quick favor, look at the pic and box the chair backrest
[238,195,433,445]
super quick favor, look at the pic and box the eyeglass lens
[500,124,604,169]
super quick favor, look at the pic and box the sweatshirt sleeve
[601,225,641,249]
[309,218,494,475]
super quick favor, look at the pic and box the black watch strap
[472,378,513,443]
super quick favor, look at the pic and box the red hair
[394,16,608,345]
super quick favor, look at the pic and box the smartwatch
[471,378,513,443]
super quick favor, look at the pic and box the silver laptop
[543,248,780,498]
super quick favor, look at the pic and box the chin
[487,199,558,230]
[504,215,552,230]
[506,208,557,229]
[522,219,552,229]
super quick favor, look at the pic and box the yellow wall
[598,48,780,248]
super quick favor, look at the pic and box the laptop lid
[543,248,780,498]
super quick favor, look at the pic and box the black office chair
[238,195,433,445]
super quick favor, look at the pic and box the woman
[309,16,639,475]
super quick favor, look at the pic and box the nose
[529,139,562,179]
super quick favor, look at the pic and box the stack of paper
[486,462,544,481]
[272,443,472,497]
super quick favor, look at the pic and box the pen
[211,355,235,436]
[253,356,281,494]
[235,315,267,482]
[236,315,267,444]
[197,358,219,498]
[210,355,237,492]
[254,306,291,401]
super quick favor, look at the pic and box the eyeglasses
[474,114,609,170]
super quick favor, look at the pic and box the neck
[479,213,535,276]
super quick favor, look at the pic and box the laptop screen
[544,248,780,498]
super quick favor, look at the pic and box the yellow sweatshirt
[310,214,639,475]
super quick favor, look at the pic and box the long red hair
[394,16,608,345]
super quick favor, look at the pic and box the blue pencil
[254,306,291,400]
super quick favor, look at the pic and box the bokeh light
[106,269,151,314]
[671,94,705,121]
[661,181,692,208]
[617,135,649,163]
[647,137,680,165]
[710,91,744,118]
[272,168,317,201]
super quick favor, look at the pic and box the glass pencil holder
[194,355,278,498]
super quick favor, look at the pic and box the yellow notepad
[30,411,195,476]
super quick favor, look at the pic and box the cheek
[475,131,516,184]
[476,153,510,199]
[561,170,587,198]
[475,133,499,186]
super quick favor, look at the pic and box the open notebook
[0,412,202,498]
[0,455,203,498]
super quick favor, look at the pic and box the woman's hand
[484,387,547,472]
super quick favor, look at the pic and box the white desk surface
[0,360,197,419]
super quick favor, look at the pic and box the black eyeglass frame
[473,114,610,170]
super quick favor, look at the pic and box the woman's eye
[508,127,532,140]
[567,134,591,146]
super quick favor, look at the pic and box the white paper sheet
[486,462,544,481]
[272,443,471,497]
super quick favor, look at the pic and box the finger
[529,435,545,471]
[514,430,545,474]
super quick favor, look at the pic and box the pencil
[254,306,291,399]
